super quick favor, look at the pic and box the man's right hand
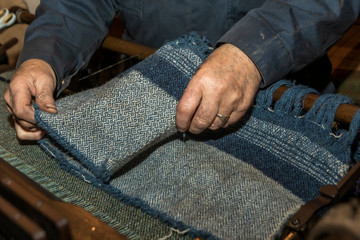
[4,59,58,141]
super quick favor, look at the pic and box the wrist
[219,43,262,85]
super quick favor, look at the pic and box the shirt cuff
[217,14,292,88]
[17,37,81,96]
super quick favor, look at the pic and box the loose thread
[77,53,144,82]
[158,228,190,240]
[182,132,187,141]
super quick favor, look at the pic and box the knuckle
[36,92,53,102]
[193,115,212,129]
[229,92,241,103]
[12,105,26,118]
[176,103,191,115]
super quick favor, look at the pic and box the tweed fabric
[35,34,211,183]
[0,79,193,240]
[35,34,360,239]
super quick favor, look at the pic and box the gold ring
[216,114,230,124]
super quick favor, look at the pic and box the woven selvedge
[35,33,360,239]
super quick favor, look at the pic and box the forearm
[218,0,360,87]
[17,0,119,94]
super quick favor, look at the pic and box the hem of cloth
[37,139,218,240]
[34,104,112,183]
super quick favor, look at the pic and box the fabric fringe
[255,80,360,164]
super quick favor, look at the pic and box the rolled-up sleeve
[218,0,360,87]
[17,0,120,94]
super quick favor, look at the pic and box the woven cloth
[34,33,360,239]
[0,77,193,240]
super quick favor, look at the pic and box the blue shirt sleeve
[18,0,360,93]
[218,0,360,88]
[17,0,119,94]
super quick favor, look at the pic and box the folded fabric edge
[35,104,181,183]
[37,137,218,240]
[34,104,113,182]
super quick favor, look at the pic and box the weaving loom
[1,33,360,239]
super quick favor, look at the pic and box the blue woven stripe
[135,34,212,100]
[202,112,348,202]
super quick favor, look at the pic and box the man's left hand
[176,43,262,134]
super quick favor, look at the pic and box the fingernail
[45,103,57,110]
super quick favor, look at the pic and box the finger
[209,100,236,130]
[224,109,248,128]
[14,117,40,130]
[14,121,46,141]
[188,94,219,134]
[176,83,202,132]
[35,82,57,114]
[6,82,36,125]
[209,113,231,130]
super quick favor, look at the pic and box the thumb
[35,82,58,114]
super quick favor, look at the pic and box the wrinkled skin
[4,59,57,140]
[176,43,262,133]
[4,44,261,140]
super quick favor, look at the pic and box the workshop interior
[0,1,360,240]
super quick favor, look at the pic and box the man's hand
[176,43,262,134]
[4,59,57,140]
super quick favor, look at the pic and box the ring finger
[209,104,234,130]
